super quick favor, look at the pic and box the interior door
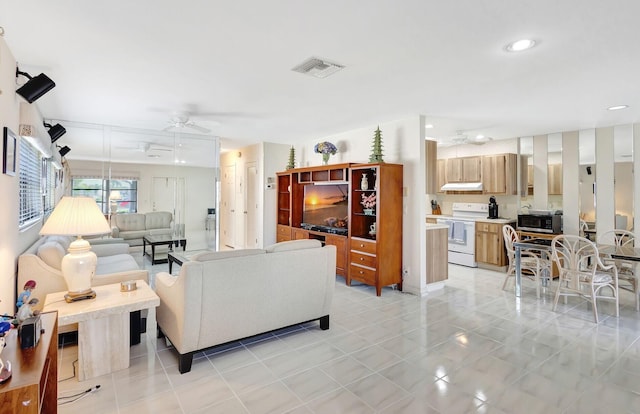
[221,164,236,248]
[151,177,185,233]
[245,162,259,248]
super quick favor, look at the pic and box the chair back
[598,230,635,248]
[502,225,519,257]
[551,235,600,278]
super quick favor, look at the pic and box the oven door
[437,219,475,254]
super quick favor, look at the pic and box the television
[302,184,349,234]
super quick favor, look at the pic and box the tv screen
[302,184,348,230]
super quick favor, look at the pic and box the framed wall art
[3,127,17,176]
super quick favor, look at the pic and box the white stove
[436,203,488,267]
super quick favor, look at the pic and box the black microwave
[517,214,562,234]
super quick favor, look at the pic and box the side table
[43,281,159,381]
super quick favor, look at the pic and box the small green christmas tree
[369,126,385,163]
[286,146,296,170]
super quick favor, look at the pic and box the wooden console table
[0,311,58,414]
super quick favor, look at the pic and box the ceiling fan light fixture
[505,39,536,52]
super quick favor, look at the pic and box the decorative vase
[322,153,330,165]
[363,208,374,216]
[361,174,369,191]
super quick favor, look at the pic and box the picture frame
[3,127,17,176]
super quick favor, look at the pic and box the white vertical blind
[19,138,43,228]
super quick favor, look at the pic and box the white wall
[297,116,426,296]
[0,37,21,314]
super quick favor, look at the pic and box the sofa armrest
[155,268,201,354]
[91,243,130,257]
[17,254,67,312]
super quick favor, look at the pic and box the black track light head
[16,68,56,103]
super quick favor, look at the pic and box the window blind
[19,138,43,228]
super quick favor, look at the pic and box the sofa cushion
[37,242,66,270]
[265,239,322,253]
[45,235,72,251]
[145,211,173,230]
[95,254,140,274]
[192,249,265,262]
[114,213,146,231]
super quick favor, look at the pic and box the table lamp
[109,190,122,216]
[40,196,111,302]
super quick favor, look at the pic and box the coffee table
[143,234,187,264]
[167,249,211,273]
[43,281,160,381]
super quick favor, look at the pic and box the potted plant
[361,193,376,215]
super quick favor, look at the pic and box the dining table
[513,237,640,297]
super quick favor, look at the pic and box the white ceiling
[1,1,640,167]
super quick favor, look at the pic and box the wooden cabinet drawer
[350,239,376,255]
[276,234,291,242]
[277,225,292,238]
[350,251,377,268]
[350,264,377,284]
[476,222,500,233]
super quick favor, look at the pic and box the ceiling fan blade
[185,123,211,133]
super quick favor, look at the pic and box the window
[42,159,56,215]
[19,139,43,228]
[71,178,138,214]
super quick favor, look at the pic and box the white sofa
[155,239,336,373]
[111,211,173,246]
[18,235,149,312]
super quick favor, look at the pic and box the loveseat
[111,211,173,246]
[18,235,149,312]
[155,239,336,373]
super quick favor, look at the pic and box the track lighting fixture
[16,67,56,103]
[43,122,66,143]
[58,145,71,157]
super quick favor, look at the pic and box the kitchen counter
[426,223,449,230]
[426,214,515,224]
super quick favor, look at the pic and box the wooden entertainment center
[277,162,403,296]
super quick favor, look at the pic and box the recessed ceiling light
[425,124,434,129]
[475,135,485,140]
[607,105,629,111]
[505,39,536,52]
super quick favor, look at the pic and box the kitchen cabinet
[482,154,518,195]
[436,159,446,193]
[548,164,563,195]
[446,156,481,183]
[475,221,510,267]
[425,225,448,284]
[526,163,563,195]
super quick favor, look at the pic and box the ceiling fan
[116,142,174,153]
[440,131,493,146]
[163,112,211,134]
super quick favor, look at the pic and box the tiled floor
[57,259,640,413]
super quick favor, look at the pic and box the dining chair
[598,229,639,311]
[502,225,549,298]
[551,235,619,323]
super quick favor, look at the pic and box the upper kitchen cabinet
[436,159,446,193]
[446,156,482,182]
[548,164,563,195]
[482,154,518,195]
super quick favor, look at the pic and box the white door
[245,163,259,248]
[234,165,246,248]
[151,177,185,232]
[221,165,236,248]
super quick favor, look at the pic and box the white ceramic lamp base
[62,237,97,297]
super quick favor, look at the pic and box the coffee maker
[488,196,499,219]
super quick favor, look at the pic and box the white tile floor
[56,259,640,413]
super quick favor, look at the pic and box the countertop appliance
[488,196,499,219]
[517,211,562,234]
[436,202,488,267]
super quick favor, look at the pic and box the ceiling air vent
[292,57,344,78]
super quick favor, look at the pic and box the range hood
[440,182,484,192]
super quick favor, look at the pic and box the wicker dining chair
[598,229,639,311]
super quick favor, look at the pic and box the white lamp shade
[40,196,110,236]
